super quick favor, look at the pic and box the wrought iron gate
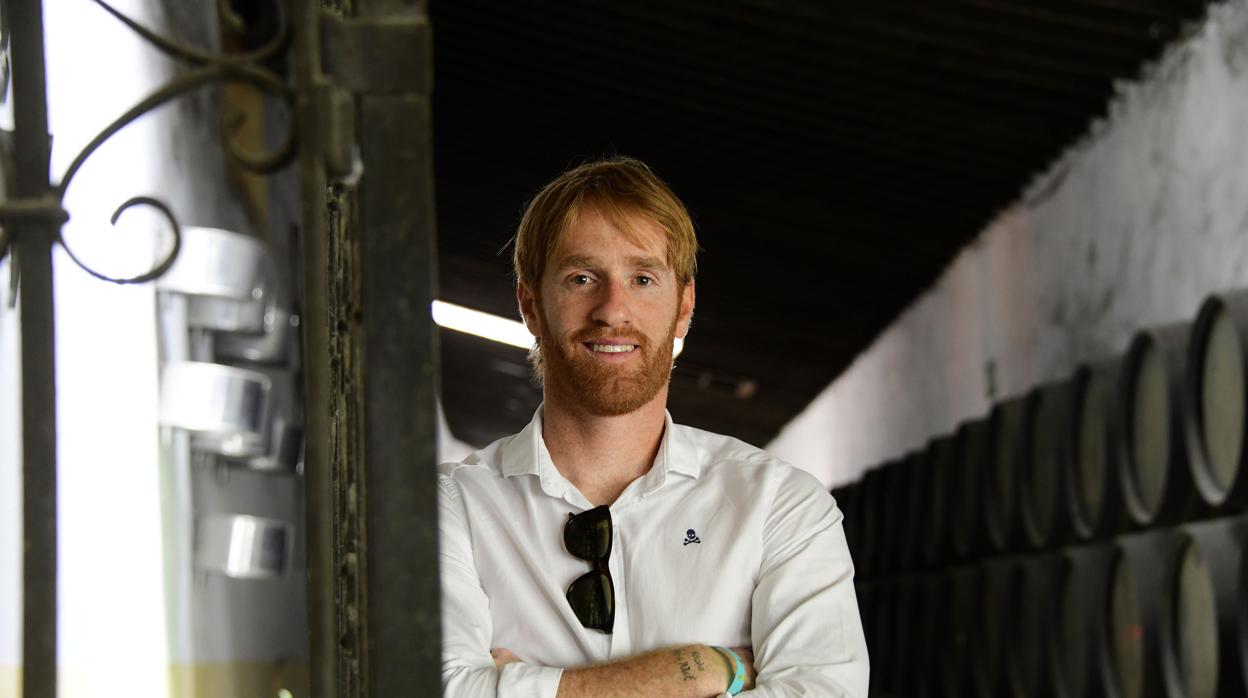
[0,0,441,694]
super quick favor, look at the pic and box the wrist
[710,645,746,696]
[686,645,725,696]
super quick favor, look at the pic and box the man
[439,157,869,697]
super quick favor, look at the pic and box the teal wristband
[712,646,746,696]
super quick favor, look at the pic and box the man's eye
[571,274,592,285]
[635,276,654,286]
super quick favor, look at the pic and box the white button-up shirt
[439,408,869,696]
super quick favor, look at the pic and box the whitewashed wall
[769,1,1248,489]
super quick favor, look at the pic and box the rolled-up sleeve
[439,472,565,697]
[744,466,869,696]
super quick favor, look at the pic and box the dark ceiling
[430,0,1211,449]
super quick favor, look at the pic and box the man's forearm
[555,644,729,698]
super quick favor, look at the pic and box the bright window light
[431,300,684,357]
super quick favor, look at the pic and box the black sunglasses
[564,505,614,633]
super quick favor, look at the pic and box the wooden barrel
[867,579,895,694]
[1066,360,1130,541]
[1053,542,1115,698]
[1004,554,1063,698]
[1100,529,1171,698]
[867,577,894,696]
[922,435,958,568]
[1184,291,1248,512]
[1117,324,1203,527]
[939,565,982,698]
[888,451,923,573]
[902,442,937,571]
[987,397,1028,552]
[889,575,921,696]
[876,457,906,576]
[970,557,1014,698]
[1160,515,1248,698]
[950,418,991,561]
[1021,381,1074,550]
[859,466,887,578]
[915,571,953,698]
[856,581,878,664]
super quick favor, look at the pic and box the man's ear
[676,279,696,339]
[517,282,542,338]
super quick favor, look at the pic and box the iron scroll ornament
[0,0,294,291]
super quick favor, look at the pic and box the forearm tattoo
[691,650,707,674]
[668,649,708,684]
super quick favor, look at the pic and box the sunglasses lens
[567,570,614,632]
[564,506,612,560]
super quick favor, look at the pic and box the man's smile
[584,342,638,354]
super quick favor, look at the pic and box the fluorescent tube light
[432,300,534,349]
[431,300,684,357]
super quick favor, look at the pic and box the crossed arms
[492,644,757,698]
[438,467,870,697]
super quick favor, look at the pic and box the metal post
[296,0,442,693]
[291,1,339,693]
[8,1,58,696]
[354,1,442,691]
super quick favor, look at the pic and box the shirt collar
[499,406,577,501]
[499,406,703,496]
[657,410,702,479]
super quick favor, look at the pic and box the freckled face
[519,206,695,416]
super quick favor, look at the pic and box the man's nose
[590,278,631,326]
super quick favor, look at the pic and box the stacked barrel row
[833,289,1248,697]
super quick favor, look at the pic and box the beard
[537,311,678,417]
